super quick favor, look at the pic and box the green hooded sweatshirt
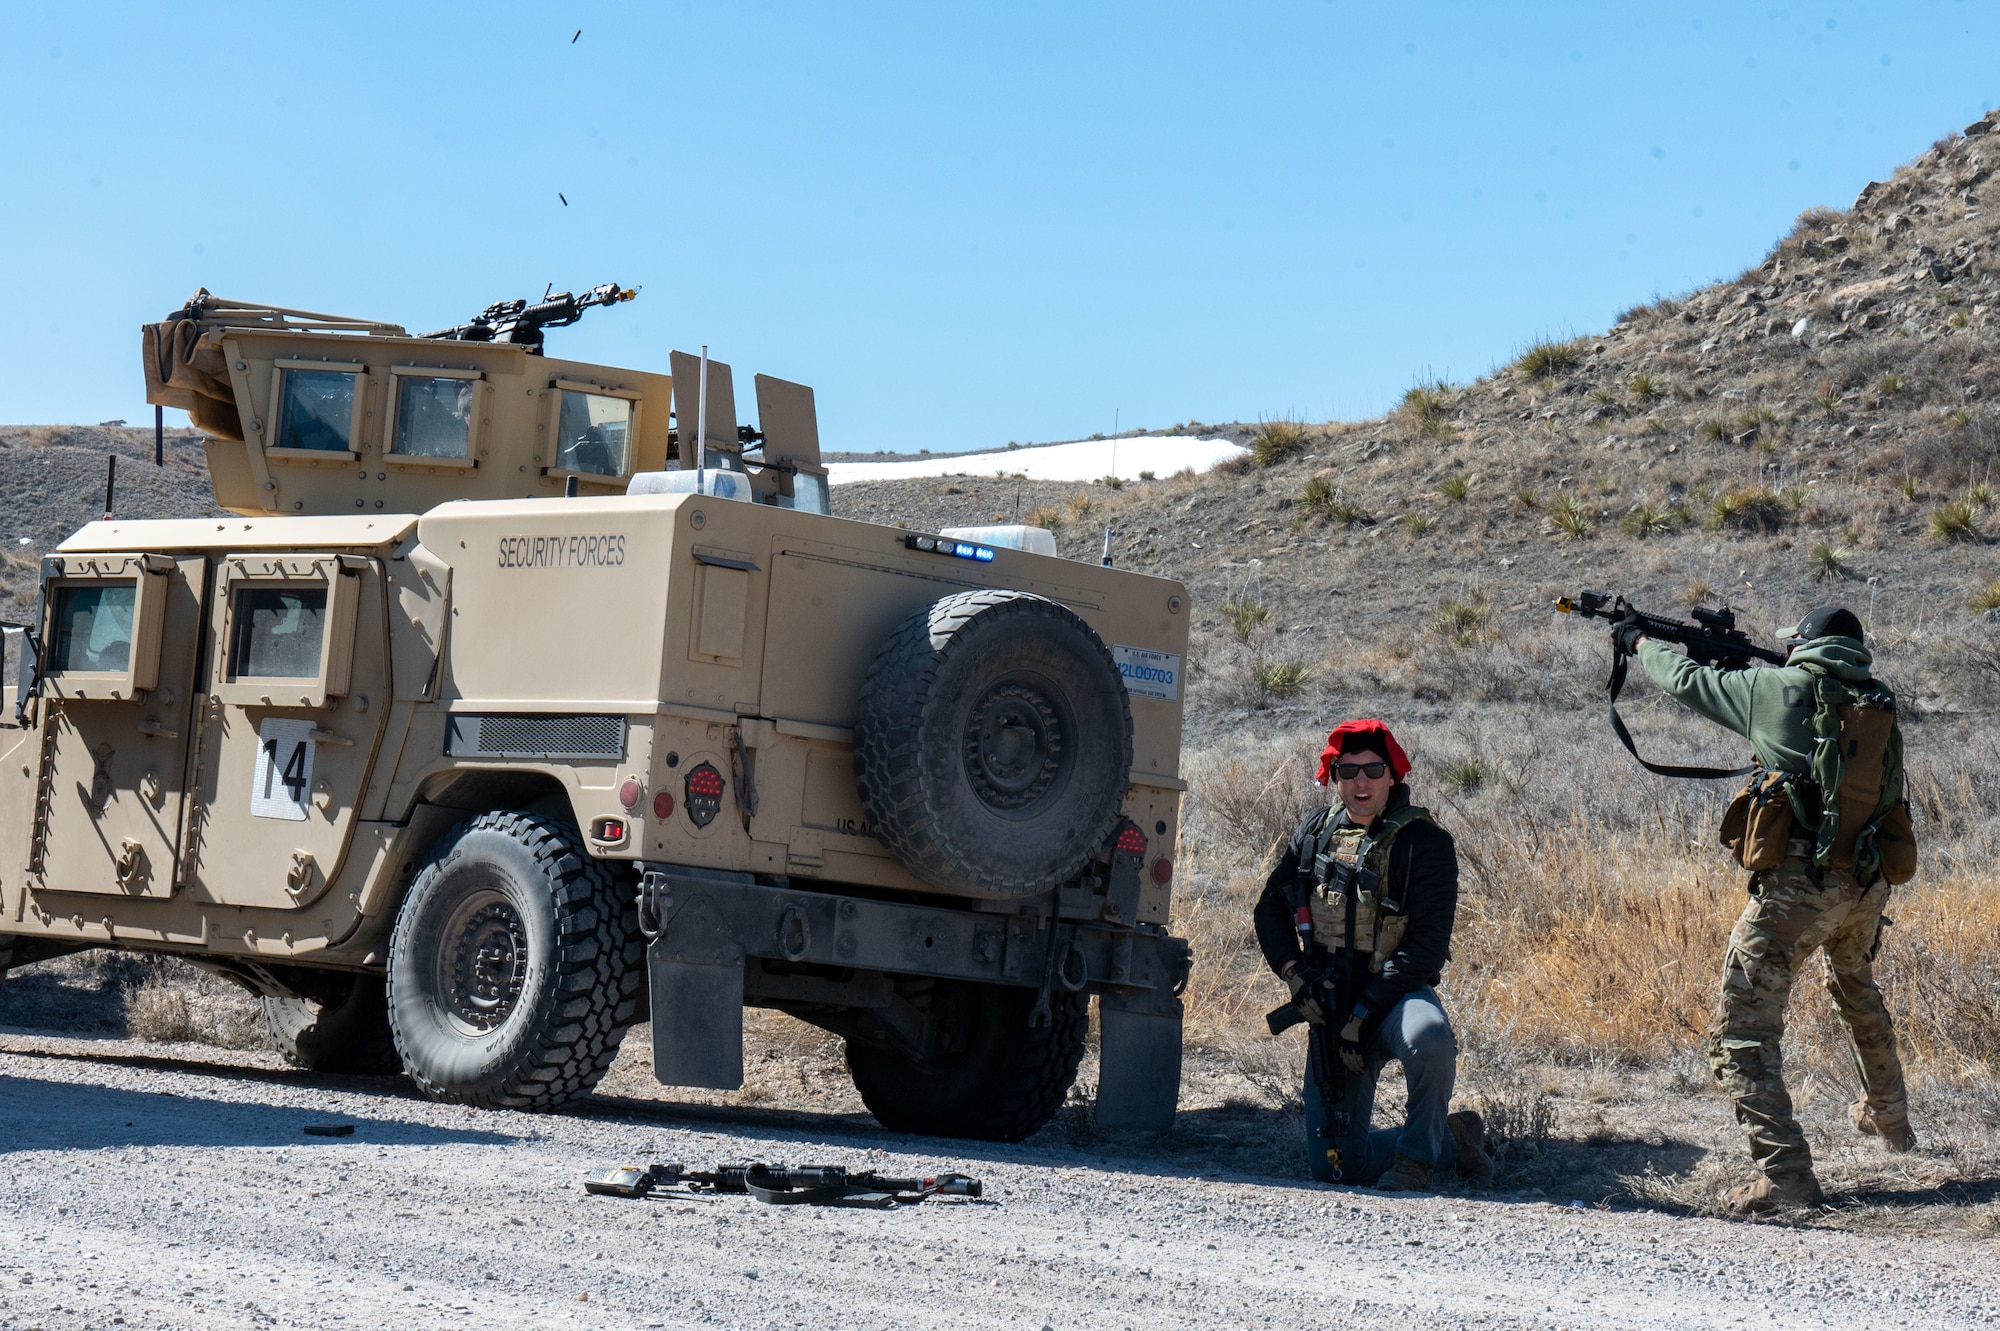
[1638,634,1905,835]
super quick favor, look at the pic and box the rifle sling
[1606,652,1755,781]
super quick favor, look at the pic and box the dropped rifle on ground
[583,1161,983,1208]
[1556,589,1786,779]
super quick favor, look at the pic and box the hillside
[844,111,2000,744]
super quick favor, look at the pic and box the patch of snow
[825,436,1245,486]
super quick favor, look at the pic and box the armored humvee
[0,289,1192,1140]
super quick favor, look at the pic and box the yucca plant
[1618,502,1683,538]
[1546,494,1596,540]
[1515,337,1583,382]
[1220,597,1271,642]
[1808,542,1855,582]
[1249,418,1307,467]
[1253,659,1315,698]
[1930,500,1982,543]
[1440,472,1477,502]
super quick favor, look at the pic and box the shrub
[1024,505,1065,531]
[1066,489,1098,521]
[1809,542,1855,582]
[1899,473,1921,501]
[1708,486,1787,533]
[1399,512,1435,537]
[1440,472,1477,502]
[1970,482,1994,507]
[1402,381,1454,439]
[1514,338,1583,381]
[1819,392,1845,420]
[1931,500,1983,543]
[126,980,197,1043]
[1439,757,1486,793]
[1296,475,1361,526]
[1630,372,1664,402]
[1428,598,1488,648]
[1249,418,1307,467]
[1879,373,1905,396]
[1513,486,1540,511]
[1618,502,1683,538]
[1972,579,2000,613]
[1546,494,1596,540]
[1220,597,1271,642]
[1700,418,1730,443]
[1100,474,1124,490]
[1253,659,1315,698]
[1138,469,1156,481]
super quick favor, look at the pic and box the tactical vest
[1296,803,1431,974]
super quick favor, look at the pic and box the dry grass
[1175,720,2000,1076]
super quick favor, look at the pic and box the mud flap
[1094,987,1182,1131]
[647,892,746,1090]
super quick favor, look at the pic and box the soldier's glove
[1283,966,1333,1026]
[1337,1007,1370,1074]
[1610,609,1646,657]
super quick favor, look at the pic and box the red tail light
[1115,825,1147,856]
[652,790,675,819]
[618,779,643,811]
[1152,857,1174,886]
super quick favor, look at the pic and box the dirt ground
[1,980,1996,1330]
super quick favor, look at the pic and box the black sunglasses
[1334,761,1389,780]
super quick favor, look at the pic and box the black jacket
[1252,787,1459,1020]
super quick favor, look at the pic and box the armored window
[385,367,482,466]
[271,365,363,454]
[50,583,136,675]
[228,588,327,679]
[547,380,641,483]
[213,554,364,708]
[39,554,172,701]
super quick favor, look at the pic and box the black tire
[386,811,642,1110]
[263,975,401,1075]
[854,590,1133,898]
[846,982,1087,1142]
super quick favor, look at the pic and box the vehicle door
[181,552,390,910]
[30,552,205,898]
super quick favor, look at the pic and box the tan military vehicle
[0,289,1192,1140]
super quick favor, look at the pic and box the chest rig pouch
[1299,805,1429,973]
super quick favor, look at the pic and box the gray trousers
[1300,987,1457,1185]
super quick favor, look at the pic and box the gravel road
[0,1030,1991,1331]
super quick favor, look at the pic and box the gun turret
[421,283,638,353]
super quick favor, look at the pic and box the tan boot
[1722,1171,1824,1216]
[1375,1154,1433,1193]
[1447,1110,1495,1188]
[1850,1101,1917,1152]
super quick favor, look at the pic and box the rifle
[422,282,638,353]
[582,1161,983,1209]
[1264,850,1354,1182]
[1556,590,1786,779]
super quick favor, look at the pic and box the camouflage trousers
[1706,857,1907,1179]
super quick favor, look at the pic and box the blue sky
[1,2,1994,452]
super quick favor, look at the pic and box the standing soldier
[1255,719,1492,1190]
[1621,604,1916,1214]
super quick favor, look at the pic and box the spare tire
[855,590,1132,897]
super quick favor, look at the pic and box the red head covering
[1314,719,1412,787]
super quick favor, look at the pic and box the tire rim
[435,890,528,1035]
[963,676,1067,813]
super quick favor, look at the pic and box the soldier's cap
[1782,605,1865,644]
